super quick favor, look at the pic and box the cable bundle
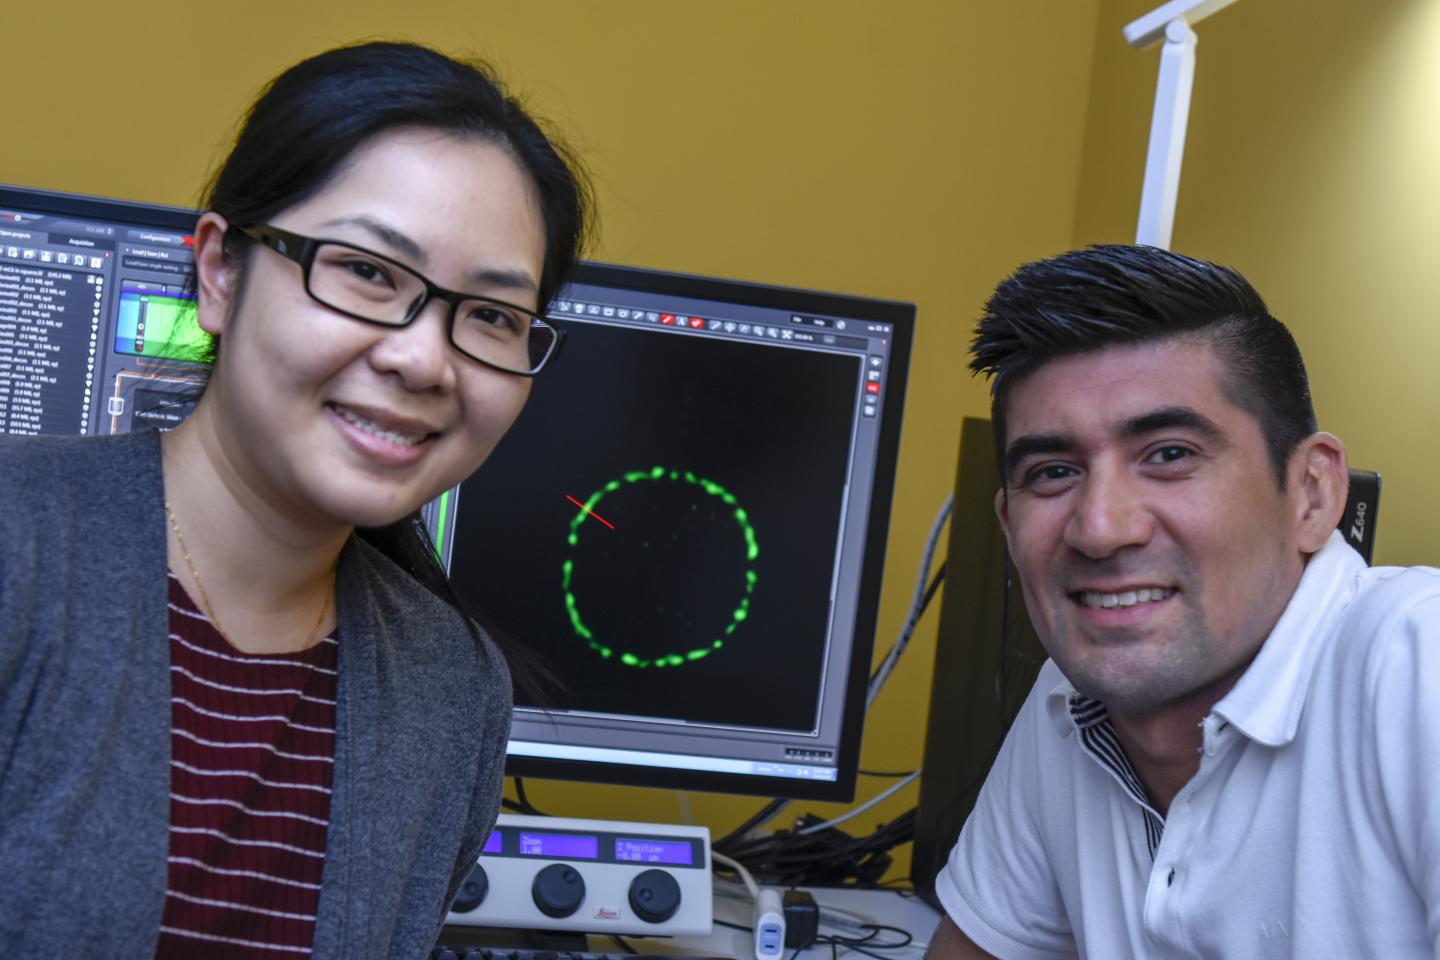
[713,808,916,889]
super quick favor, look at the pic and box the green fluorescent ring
[562,466,758,668]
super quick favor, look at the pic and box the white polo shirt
[935,531,1440,958]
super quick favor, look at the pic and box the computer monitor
[435,265,913,802]
[1,184,915,804]
[0,185,207,436]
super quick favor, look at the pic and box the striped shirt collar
[1047,682,1166,858]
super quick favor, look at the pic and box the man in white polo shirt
[929,245,1440,959]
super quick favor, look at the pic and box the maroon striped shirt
[156,573,338,958]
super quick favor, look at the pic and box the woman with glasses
[0,42,588,958]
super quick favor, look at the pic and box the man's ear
[192,212,236,337]
[994,485,1010,540]
[1290,432,1349,554]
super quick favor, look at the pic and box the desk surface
[440,886,941,960]
[648,887,940,960]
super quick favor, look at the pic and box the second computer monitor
[436,264,913,802]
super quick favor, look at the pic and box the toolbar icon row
[555,300,666,322]
[553,299,806,343]
[3,246,104,270]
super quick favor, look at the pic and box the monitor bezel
[503,261,915,802]
[1,183,198,232]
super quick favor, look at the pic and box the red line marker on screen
[567,495,616,529]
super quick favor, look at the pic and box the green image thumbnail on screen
[114,288,211,363]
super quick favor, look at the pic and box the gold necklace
[164,500,332,649]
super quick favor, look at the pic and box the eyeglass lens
[307,243,555,373]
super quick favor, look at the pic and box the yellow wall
[1075,0,1440,567]
[13,0,1432,888]
[5,2,1103,877]
[14,0,1432,891]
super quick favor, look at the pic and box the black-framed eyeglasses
[234,223,564,376]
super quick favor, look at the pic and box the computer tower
[910,417,1045,907]
[1341,469,1380,564]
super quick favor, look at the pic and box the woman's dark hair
[199,41,593,693]
[970,244,1316,489]
[204,40,590,312]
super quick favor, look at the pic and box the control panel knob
[451,864,489,913]
[628,868,682,923]
[532,863,586,918]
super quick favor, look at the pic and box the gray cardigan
[0,429,512,957]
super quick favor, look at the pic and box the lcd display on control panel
[519,832,599,860]
[614,838,695,865]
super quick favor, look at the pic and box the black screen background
[447,320,861,732]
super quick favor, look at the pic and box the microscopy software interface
[434,271,908,798]
[0,196,206,437]
[3,186,912,802]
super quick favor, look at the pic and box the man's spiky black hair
[971,244,1316,487]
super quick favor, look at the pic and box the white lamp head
[1124,0,1240,49]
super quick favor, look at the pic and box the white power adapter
[752,887,786,960]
